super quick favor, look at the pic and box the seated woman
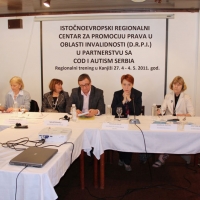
[111,74,142,171]
[0,76,31,112]
[42,78,69,113]
[153,76,195,168]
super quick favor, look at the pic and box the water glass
[20,105,26,113]
[177,121,184,131]
[116,107,122,121]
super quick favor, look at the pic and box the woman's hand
[122,92,131,104]
[157,109,161,115]
[0,106,5,111]
[6,107,13,113]
[176,113,191,117]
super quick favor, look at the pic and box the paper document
[102,122,129,130]
[78,111,89,117]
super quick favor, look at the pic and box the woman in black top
[111,74,142,171]
[42,79,69,113]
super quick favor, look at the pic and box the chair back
[141,105,145,115]
[30,100,39,112]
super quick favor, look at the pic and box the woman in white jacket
[152,76,195,168]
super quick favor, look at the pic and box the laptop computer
[9,147,58,168]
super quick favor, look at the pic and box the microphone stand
[129,95,140,124]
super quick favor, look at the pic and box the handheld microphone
[129,94,140,124]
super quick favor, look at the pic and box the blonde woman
[153,76,194,168]
[0,76,31,112]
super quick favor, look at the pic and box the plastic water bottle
[106,105,112,115]
[151,104,157,118]
[13,101,18,116]
[71,104,77,121]
[106,105,112,122]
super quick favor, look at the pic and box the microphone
[129,94,140,124]
[59,115,70,121]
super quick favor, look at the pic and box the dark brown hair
[49,78,63,91]
[78,74,91,83]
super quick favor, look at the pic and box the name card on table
[26,113,48,119]
[44,120,68,127]
[102,122,128,130]
[150,123,177,131]
[4,119,27,125]
[184,124,200,131]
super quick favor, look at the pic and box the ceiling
[0,0,199,17]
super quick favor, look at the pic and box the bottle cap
[153,103,156,106]
[72,104,75,106]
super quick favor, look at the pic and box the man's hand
[76,109,82,115]
[86,109,98,117]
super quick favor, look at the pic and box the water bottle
[71,104,77,121]
[106,105,112,116]
[106,105,112,122]
[13,101,18,116]
[151,104,157,117]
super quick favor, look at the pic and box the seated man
[67,74,105,116]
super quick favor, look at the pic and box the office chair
[30,100,39,112]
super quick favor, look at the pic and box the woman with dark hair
[111,74,142,171]
[152,76,194,168]
[41,78,69,113]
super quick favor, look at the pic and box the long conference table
[82,115,200,189]
[0,112,200,199]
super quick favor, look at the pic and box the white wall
[0,17,41,109]
[167,12,199,115]
[196,12,200,116]
[0,12,199,115]
[42,18,167,115]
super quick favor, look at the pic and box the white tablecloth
[82,115,200,159]
[0,113,200,199]
[0,113,84,200]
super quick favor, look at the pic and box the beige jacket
[161,91,195,116]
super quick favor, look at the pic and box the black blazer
[66,85,105,114]
[41,91,69,113]
[111,88,142,116]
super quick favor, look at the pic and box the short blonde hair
[169,76,187,92]
[9,76,24,90]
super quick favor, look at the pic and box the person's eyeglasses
[79,83,90,88]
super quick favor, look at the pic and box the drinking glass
[116,107,122,121]
[20,105,26,113]
[160,109,165,121]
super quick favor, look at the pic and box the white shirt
[81,90,100,115]
[81,90,91,113]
